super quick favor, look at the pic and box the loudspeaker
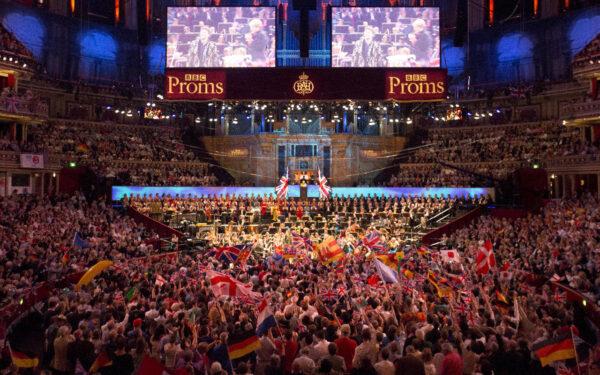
[454,0,468,47]
[292,0,316,10]
[137,0,149,45]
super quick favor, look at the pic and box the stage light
[151,103,156,107]
[9,57,12,61]
[106,106,111,110]
[496,109,501,113]
[532,163,539,169]
[157,94,164,100]
[126,113,133,117]
[208,102,213,106]
[146,102,151,106]
[488,112,493,116]
[52,172,56,178]
[68,161,77,168]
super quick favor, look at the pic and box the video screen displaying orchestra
[167,7,276,68]
[332,7,440,68]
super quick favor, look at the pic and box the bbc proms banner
[165,68,447,101]
[20,153,45,169]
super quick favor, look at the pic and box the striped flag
[317,167,332,199]
[8,346,39,368]
[533,332,576,367]
[275,168,289,200]
[256,299,277,336]
[228,332,261,360]
[89,351,113,373]
[319,236,344,265]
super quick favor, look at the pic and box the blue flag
[73,232,90,249]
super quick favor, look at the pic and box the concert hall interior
[1,0,600,374]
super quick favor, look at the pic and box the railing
[545,154,600,167]
[0,94,48,118]
[421,206,484,245]
[562,99,600,120]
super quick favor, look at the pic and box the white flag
[20,153,44,169]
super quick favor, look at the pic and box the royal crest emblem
[293,73,314,96]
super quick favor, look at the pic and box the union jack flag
[337,286,346,297]
[292,231,312,252]
[362,231,386,253]
[320,289,338,302]
[317,167,332,199]
[207,245,246,264]
[275,168,289,200]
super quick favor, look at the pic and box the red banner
[165,68,447,101]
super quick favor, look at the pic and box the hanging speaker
[454,0,468,47]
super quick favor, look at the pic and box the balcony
[0,93,49,118]
[562,99,600,124]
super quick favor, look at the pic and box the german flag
[89,351,113,373]
[9,348,39,368]
[495,290,510,305]
[532,332,576,367]
[428,271,453,298]
[228,333,261,360]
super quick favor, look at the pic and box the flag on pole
[440,249,460,263]
[362,231,386,253]
[155,274,166,287]
[319,236,344,264]
[8,346,39,368]
[89,352,113,373]
[476,240,496,275]
[206,270,262,300]
[275,167,289,200]
[228,331,261,360]
[207,245,242,264]
[374,258,399,283]
[256,299,277,336]
[317,167,332,199]
[72,232,90,249]
[532,332,576,367]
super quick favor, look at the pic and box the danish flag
[475,240,496,275]
[275,168,289,200]
[317,167,332,199]
[155,274,166,287]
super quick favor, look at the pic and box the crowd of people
[388,122,599,187]
[0,193,160,308]
[2,192,599,375]
[2,119,219,186]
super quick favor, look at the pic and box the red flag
[135,355,165,375]
[476,240,496,275]
[367,274,380,286]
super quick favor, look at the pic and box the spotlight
[156,94,164,100]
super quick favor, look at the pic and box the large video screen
[332,7,439,68]
[167,7,276,68]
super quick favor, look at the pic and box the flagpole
[571,325,581,375]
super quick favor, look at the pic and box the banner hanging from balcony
[164,68,447,101]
